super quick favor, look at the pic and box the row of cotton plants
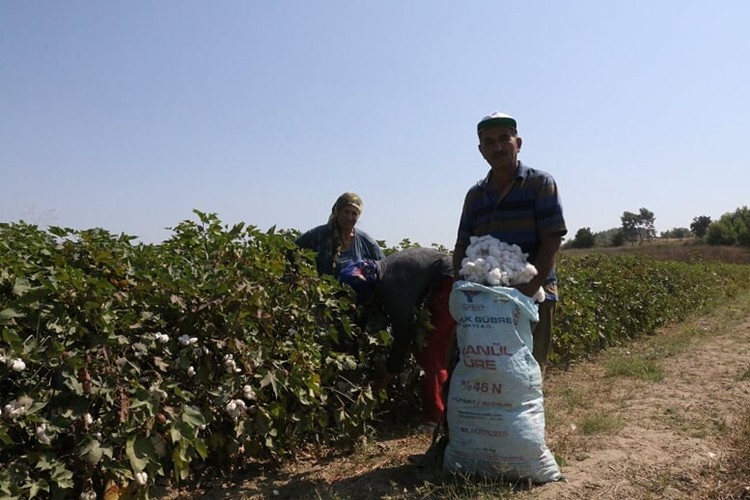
[0,214,382,500]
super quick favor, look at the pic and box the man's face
[478,126,522,169]
[336,205,361,231]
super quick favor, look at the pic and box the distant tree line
[566,206,750,249]
[705,206,750,246]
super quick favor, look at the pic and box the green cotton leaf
[78,438,105,465]
[169,425,182,444]
[50,463,74,490]
[12,278,32,296]
[126,436,157,472]
[180,405,206,427]
[260,371,278,398]
[0,308,24,322]
[27,400,48,416]
[33,453,54,471]
[25,478,50,498]
[172,443,190,481]
[1,329,23,351]
[0,427,13,445]
[192,437,208,459]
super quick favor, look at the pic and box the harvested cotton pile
[459,235,545,302]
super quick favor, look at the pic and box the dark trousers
[532,299,557,377]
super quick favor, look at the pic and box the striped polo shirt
[455,161,567,298]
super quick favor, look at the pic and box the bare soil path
[527,300,750,500]
[166,294,750,499]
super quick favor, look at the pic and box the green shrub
[0,213,387,499]
[553,254,750,364]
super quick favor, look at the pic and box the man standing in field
[452,112,567,376]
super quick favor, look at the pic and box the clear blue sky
[2,1,749,248]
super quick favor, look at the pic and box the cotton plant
[460,235,545,302]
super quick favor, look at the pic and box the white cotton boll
[486,269,503,286]
[134,471,148,486]
[243,385,256,400]
[223,354,242,374]
[226,399,247,420]
[3,400,27,419]
[10,359,25,372]
[234,398,247,412]
[177,335,198,345]
[36,423,53,445]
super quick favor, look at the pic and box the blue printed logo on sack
[460,290,485,312]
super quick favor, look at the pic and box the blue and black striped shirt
[455,161,567,298]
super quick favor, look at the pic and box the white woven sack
[443,281,561,483]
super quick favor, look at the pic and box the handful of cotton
[460,235,545,302]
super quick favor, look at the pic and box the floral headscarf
[327,192,364,272]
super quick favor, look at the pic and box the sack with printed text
[443,281,561,483]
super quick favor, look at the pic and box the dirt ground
[165,295,750,500]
